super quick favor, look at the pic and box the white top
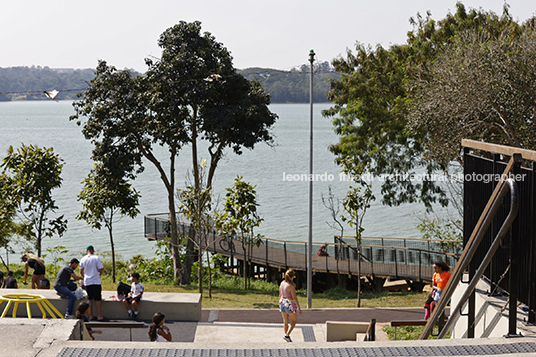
[155,327,168,342]
[80,253,104,285]
[131,282,144,298]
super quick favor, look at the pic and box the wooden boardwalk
[144,215,459,285]
[199,233,457,284]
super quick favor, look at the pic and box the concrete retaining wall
[0,289,202,321]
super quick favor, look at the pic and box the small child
[123,272,143,320]
[148,312,172,342]
[1,271,18,288]
[76,301,102,340]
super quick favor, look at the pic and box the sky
[1,1,535,72]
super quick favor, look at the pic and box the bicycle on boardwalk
[219,235,236,254]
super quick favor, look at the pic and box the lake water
[0,101,428,261]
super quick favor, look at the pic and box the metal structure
[421,139,536,339]
[307,49,315,308]
[144,214,459,285]
[0,293,63,319]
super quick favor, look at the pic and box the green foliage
[77,164,140,283]
[408,26,536,164]
[323,3,532,210]
[216,176,263,290]
[71,21,276,285]
[1,144,67,256]
[216,176,263,239]
[128,241,176,285]
[415,213,463,255]
[77,166,140,230]
[238,63,339,103]
[382,325,449,340]
[341,179,374,308]
[41,245,69,278]
[0,173,18,251]
[210,274,280,294]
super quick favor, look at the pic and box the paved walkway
[1,307,535,357]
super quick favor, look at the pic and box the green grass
[3,261,428,310]
[382,325,450,340]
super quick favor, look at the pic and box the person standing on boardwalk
[279,269,302,342]
[80,245,105,320]
[21,253,47,289]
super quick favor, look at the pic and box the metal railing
[144,214,459,282]
[420,154,520,340]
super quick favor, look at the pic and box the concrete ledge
[0,289,202,321]
[325,321,370,342]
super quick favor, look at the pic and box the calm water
[0,101,425,261]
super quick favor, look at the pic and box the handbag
[74,287,84,300]
[117,281,131,295]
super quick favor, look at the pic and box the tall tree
[77,164,141,283]
[71,21,276,285]
[0,173,17,269]
[408,27,536,164]
[323,3,525,210]
[178,182,213,296]
[1,144,67,256]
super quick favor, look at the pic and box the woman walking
[279,269,302,342]
[21,253,47,289]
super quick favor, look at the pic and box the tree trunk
[180,227,196,285]
[206,248,212,299]
[242,235,248,290]
[198,233,203,294]
[357,241,361,307]
[108,219,116,283]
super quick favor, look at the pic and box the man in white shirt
[80,245,104,320]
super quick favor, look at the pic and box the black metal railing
[144,214,459,282]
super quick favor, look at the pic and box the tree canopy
[71,21,276,284]
[323,2,535,210]
[1,144,67,256]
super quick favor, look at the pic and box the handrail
[419,154,518,340]
[337,235,464,244]
[437,178,518,338]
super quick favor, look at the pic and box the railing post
[508,155,523,337]
[419,250,422,282]
[266,239,269,267]
[530,162,536,324]
[394,248,398,278]
[305,243,308,271]
[370,250,374,276]
[230,236,234,274]
[284,242,288,268]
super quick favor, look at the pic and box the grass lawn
[101,281,429,310]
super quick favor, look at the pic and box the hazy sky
[1,1,534,72]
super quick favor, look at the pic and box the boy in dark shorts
[122,272,143,320]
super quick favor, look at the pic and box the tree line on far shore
[0,63,338,103]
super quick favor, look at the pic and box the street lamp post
[307,49,315,308]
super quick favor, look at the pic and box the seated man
[53,258,83,318]
[317,243,329,257]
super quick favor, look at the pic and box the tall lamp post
[307,49,315,308]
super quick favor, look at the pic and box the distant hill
[0,66,95,101]
[238,62,340,103]
[0,63,339,103]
